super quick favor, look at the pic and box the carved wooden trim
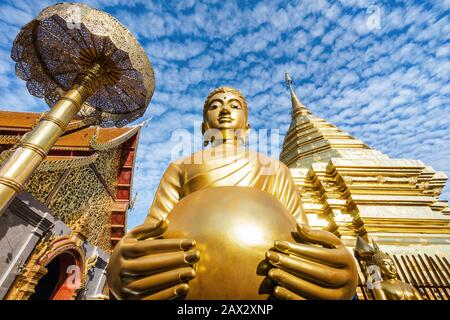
[44,169,71,206]
[89,163,115,201]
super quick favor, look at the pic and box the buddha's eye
[230,103,241,109]
[209,102,221,110]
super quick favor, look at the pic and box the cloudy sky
[0,0,449,229]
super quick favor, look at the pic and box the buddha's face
[204,92,247,130]
[378,258,397,279]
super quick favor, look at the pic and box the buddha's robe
[146,144,307,225]
[373,281,423,300]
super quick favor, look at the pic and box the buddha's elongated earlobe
[202,122,210,147]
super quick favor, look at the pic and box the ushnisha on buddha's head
[202,86,251,146]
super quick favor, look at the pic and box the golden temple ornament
[0,3,154,215]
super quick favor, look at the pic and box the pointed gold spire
[285,72,311,116]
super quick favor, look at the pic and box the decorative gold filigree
[0,135,21,145]
[23,146,121,252]
[47,147,120,251]
[25,170,64,203]
[1,151,99,173]
[36,153,99,173]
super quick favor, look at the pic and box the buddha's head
[372,252,398,280]
[202,86,250,145]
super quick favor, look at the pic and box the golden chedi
[107,87,358,300]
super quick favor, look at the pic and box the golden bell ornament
[164,186,298,299]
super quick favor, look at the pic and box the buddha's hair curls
[203,86,248,119]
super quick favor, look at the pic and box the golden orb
[164,186,298,299]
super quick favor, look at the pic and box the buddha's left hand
[266,223,358,300]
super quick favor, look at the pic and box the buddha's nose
[219,105,231,114]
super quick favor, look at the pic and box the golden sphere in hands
[164,186,298,300]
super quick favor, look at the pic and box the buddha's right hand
[106,218,199,300]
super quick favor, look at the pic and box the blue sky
[0,0,449,229]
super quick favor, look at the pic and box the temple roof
[0,110,140,151]
[0,111,37,130]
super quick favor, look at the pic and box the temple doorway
[29,252,81,300]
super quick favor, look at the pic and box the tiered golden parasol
[0,3,155,214]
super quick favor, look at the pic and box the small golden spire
[284,72,311,116]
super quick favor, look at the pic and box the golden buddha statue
[106,86,358,300]
[355,237,423,300]
[370,243,423,300]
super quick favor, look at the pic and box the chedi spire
[284,72,311,116]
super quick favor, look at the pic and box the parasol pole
[0,63,102,214]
